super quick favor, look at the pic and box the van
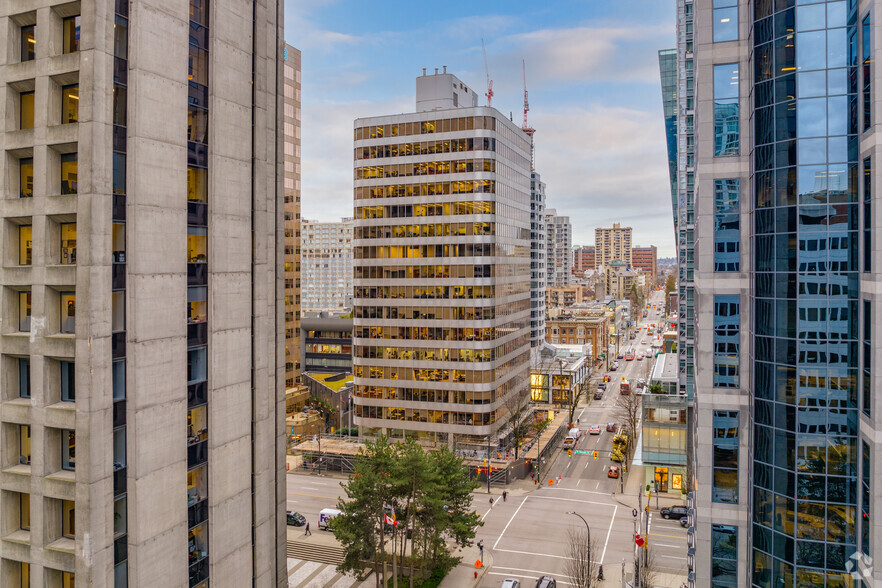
[568,427,582,439]
[318,508,342,530]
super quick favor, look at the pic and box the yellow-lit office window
[20,92,34,130]
[21,25,35,61]
[62,16,80,54]
[19,425,30,464]
[60,154,77,194]
[61,85,78,123]
[20,493,29,530]
[19,225,31,265]
[187,167,207,202]
[20,158,33,198]
[187,228,207,263]
[61,223,76,264]
[62,500,75,538]
[62,572,75,588]
[61,292,76,334]
[20,562,29,588]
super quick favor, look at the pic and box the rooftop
[650,353,678,382]
[307,372,353,392]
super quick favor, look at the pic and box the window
[62,16,80,54]
[187,347,207,384]
[712,411,738,503]
[188,46,208,86]
[113,153,126,195]
[863,300,872,417]
[713,0,737,42]
[713,296,740,388]
[112,223,125,262]
[112,86,127,126]
[61,292,76,333]
[19,425,30,464]
[19,225,32,265]
[113,496,127,537]
[113,427,125,470]
[21,26,35,61]
[112,359,125,401]
[865,157,872,273]
[713,179,740,271]
[20,91,34,130]
[20,562,29,588]
[19,158,33,198]
[18,292,31,332]
[187,227,207,263]
[864,14,871,131]
[61,223,76,264]
[188,286,206,323]
[711,524,737,586]
[188,107,207,143]
[713,64,740,156]
[863,441,871,556]
[187,167,207,202]
[61,85,78,123]
[19,492,30,530]
[61,429,75,470]
[62,572,74,588]
[113,15,128,59]
[18,358,30,399]
[111,291,124,332]
[61,154,78,194]
[61,361,75,402]
[61,499,75,538]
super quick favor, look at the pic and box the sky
[285,0,678,257]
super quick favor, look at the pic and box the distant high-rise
[284,44,302,388]
[352,70,532,445]
[301,218,354,312]
[545,208,572,288]
[572,245,595,279]
[594,223,632,269]
[0,1,288,586]
[529,172,547,348]
[631,245,658,278]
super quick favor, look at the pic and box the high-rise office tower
[594,223,633,269]
[284,44,302,388]
[544,208,572,288]
[659,48,679,217]
[352,69,532,445]
[0,2,288,586]
[301,218,354,312]
[681,0,880,585]
[530,172,547,347]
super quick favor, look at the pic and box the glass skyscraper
[680,0,878,586]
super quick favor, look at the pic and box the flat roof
[650,353,678,382]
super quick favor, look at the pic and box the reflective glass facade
[659,48,679,217]
[752,0,860,584]
[713,295,740,389]
[714,179,741,271]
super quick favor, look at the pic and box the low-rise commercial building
[300,312,353,374]
[530,348,591,408]
[545,309,610,366]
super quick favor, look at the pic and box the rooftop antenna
[522,59,536,169]
[482,38,494,107]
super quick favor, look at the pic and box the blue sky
[286,0,677,256]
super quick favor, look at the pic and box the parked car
[610,364,617,371]
[535,576,557,588]
[660,505,689,520]
[641,339,647,344]
[286,511,306,526]
[589,425,602,435]
[501,579,521,588]
[594,389,604,400]
[606,422,617,432]
[597,382,607,390]
[608,465,620,478]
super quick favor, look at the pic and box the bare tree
[635,546,659,588]
[613,388,641,461]
[564,527,600,588]
[503,388,533,460]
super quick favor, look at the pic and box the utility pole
[487,435,492,494]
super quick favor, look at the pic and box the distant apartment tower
[573,245,595,279]
[301,218,354,312]
[352,69,532,445]
[594,223,632,269]
[631,245,658,277]
[545,208,572,288]
[284,44,302,387]
[0,2,288,587]
[529,172,547,347]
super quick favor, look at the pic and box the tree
[564,526,601,588]
[664,273,676,316]
[635,546,660,588]
[503,387,533,460]
[613,388,641,461]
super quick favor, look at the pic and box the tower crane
[482,38,494,107]
[522,59,536,169]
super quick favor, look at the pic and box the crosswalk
[287,558,370,588]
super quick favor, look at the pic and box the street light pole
[566,511,593,579]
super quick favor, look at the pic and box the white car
[589,425,602,435]
[501,580,521,588]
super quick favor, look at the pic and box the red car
[608,466,620,479]
[606,423,617,432]
[624,354,634,361]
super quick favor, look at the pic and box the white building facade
[545,208,572,288]
[301,218,354,312]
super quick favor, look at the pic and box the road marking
[654,543,681,548]
[577,479,581,487]
[287,492,350,501]
[492,496,528,549]
[649,532,686,539]
[486,571,575,586]
[544,487,611,496]
[661,555,687,560]
[600,504,617,564]
[493,549,573,561]
[595,482,599,489]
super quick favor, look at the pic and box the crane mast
[522,59,536,169]
[482,39,494,107]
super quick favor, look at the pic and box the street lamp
[566,511,594,578]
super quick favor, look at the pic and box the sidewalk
[437,543,494,588]
[612,463,687,512]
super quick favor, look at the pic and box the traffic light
[593,451,599,461]
[568,449,573,459]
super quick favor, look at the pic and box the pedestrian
[489,497,494,506]
[598,564,604,580]
[304,522,311,536]
[478,539,484,559]
[503,490,507,502]
[576,418,580,424]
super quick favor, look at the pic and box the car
[501,579,521,588]
[636,353,644,361]
[609,364,617,371]
[594,389,604,400]
[680,517,689,528]
[535,576,557,588]
[598,382,607,390]
[660,505,689,520]
[606,422,617,432]
[624,354,634,361]
[286,511,306,526]
[641,339,647,344]
[617,352,624,359]
[589,425,602,435]
[608,465,620,478]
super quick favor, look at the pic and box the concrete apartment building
[594,223,632,269]
[672,0,882,585]
[300,218,353,312]
[544,208,572,288]
[529,172,546,348]
[631,245,658,278]
[544,309,610,364]
[603,260,638,300]
[0,2,288,587]
[284,44,302,388]
[352,69,532,445]
[572,245,595,280]
[545,285,589,309]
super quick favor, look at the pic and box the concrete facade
[631,245,658,278]
[0,1,288,586]
[544,208,571,288]
[284,44,302,388]
[529,171,546,348]
[594,223,632,270]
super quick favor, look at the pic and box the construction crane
[522,59,536,169]
[482,38,494,107]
